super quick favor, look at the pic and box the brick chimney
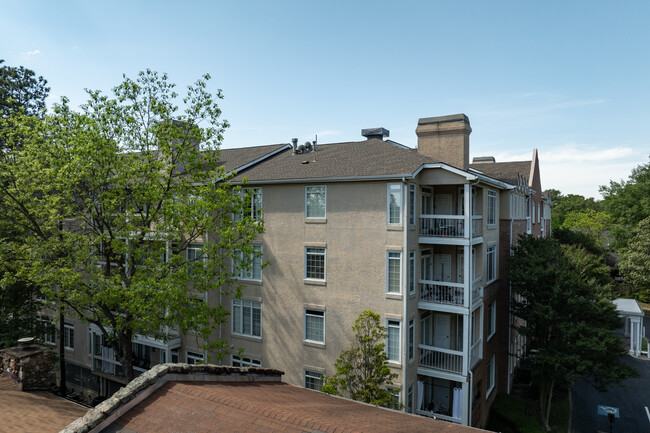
[0,338,54,391]
[415,114,472,170]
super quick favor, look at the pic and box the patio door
[433,313,451,349]
[435,194,452,215]
[433,254,451,282]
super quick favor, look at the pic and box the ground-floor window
[186,350,204,365]
[232,355,261,367]
[304,369,324,391]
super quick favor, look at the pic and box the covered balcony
[416,376,466,424]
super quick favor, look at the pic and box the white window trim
[386,319,401,364]
[408,318,415,362]
[304,309,325,344]
[408,251,416,295]
[487,190,497,226]
[487,245,497,283]
[64,322,74,350]
[387,183,403,226]
[304,369,325,390]
[486,354,496,398]
[186,350,205,365]
[232,354,262,367]
[305,185,327,219]
[231,299,262,339]
[233,245,263,282]
[487,300,496,340]
[408,184,416,226]
[386,251,402,294]
[304,247,326,281]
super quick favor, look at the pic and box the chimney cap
[472,156,495,163]
[418,113,469,126]
[361,127,390,140]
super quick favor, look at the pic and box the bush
[488,393,545,433]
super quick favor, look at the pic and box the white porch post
[461,381,470,425]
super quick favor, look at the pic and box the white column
[461,381,470,425]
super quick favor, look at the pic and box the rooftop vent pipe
[292,138,298,154]
[361,127,390,141]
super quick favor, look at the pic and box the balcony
[419,280,464,307]
[416,376,464,423]
[471,277,483,306]
[470,339,482,368]
[419,344,464,375]
[419,215,483,243]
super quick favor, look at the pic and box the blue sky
[2,1,648,198]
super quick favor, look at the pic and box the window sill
[385,293,402,300]
[236,279,263,286]
[231,334,262,343]
[305,218,327,224]
[387,361,402,369]
[304,279,326,286]
[303,340,326,349]
[386,225,403,231]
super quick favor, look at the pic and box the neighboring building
[61,364,487,433]
[48,113,551,428]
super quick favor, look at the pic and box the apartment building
[51,113,550,428]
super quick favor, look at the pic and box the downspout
[402,177,408,412]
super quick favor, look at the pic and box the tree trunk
[539,378,555,432]
[58,309,66,397]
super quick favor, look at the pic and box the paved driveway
[571,354,650,433]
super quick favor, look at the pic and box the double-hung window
[305,186,326,218]
[236,187,262,221]
[487,190,497,225]
[304,369,324,390]
[64,323,74,350]
[186,351,204,365]
[187,243,204,272]
[486,354,495,397]
[38,317,55,344]
[487,245,496,283]
[232,355,261,367]
[386,251,402,294]
[408,184,416,225]
[232,299,262,338]
[408,318,415,362]
[386,319,401,363]
[234,245,262,281]
[305,247,326,281]
[387,183,402,225]
[304,309,325,344]
[408,251,415,295]
[487,300,496,340]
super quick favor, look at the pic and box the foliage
[617,217,650,302]
[561,244,615,299]
[487,393,546,433]
[562,210,611,240]
[552,227,604,256]
[0,70,262,380]
[547,189,603,231]
[322,310,399,409]
[600,158,650,248]
[0,60,50,348]
[510,235,636,431]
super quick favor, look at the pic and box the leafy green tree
[1,70,262,381]
[617,217,650,302]
[547,189,603,230]
[322,310,400,409]
[600,158,650,248]
[510,235,636,431]
[0,60,50,348]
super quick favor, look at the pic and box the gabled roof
[469,160,532,186]
[229,139,441,183]
[217,143,289,174]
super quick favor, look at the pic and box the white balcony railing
[470,339,482,368]
[420,215,483,238]
[419,344,464,374]
[419,280,464,306]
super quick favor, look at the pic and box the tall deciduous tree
[510,235,635,431]
[547,189,603,231]
[322,310,399,409]
[1,70,262,381]
[617,217,650,303]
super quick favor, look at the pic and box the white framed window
[487,245,496,283]
[160,350,167,364]
[37,317,55,344]
[232,355,262,367]
[64,323,74,350]
[304,309,325,344]
[408,184,416,225]
[186,350,204,365]
[387,183,402,225]
[486,354,495,397]
[408,318,415,362]
[386,319,401,363]
[407,384,414,413]
[408,251,415,295]
[487,190,497,225]
[386,251,402,294]
[171,348,179,363]
[236,187,262,221]
[305,247,326,281]
[487,300,496,340]
[305,185,326,218]
[387,386,401,408]
[187,242,205,272]
[233,245,262,281]
[304,369,324,390]
[232,299,262,338]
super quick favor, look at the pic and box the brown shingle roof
[104,381,483,433]
[0,375,87,433]
[230,139,440,183]
[469,160,532,185]
[218,143,289,173]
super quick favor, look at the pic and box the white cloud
[25,49,41,55]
